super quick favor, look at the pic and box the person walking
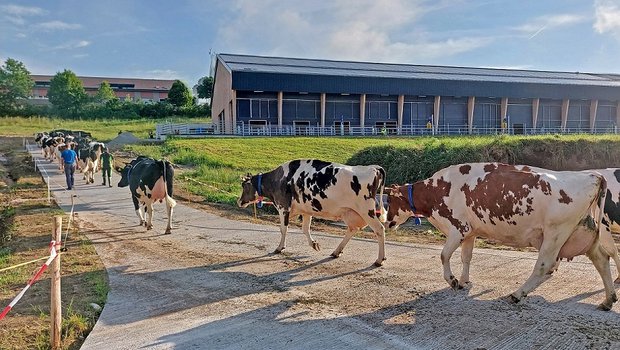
[61,144,78,190]
[100,148,114,187]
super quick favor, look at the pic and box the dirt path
[27,145,620,350]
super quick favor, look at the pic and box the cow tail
[162,160,177,208]
[377,167,387,223]
[593,173,616,259]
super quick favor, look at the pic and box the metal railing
[155,122,619,138]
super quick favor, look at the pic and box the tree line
[0,57,214,120]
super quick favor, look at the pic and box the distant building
[29,75,175,104]
[212,53,620,136]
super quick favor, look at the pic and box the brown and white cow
[386,163,617,310]
[237,159,388,266]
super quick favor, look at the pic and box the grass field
[127,133,620,204]
[0,116,211,142]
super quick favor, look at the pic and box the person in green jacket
[100,148,114,187]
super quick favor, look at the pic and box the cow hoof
[458,281,472,289]
[164,229,172,235]
[311,242,320,251]
[597,303,612,311]
[330,252,341,259]
[373,260,384,267]
[615,277,620,284]
[273,248,284,254]
[503,294,521,304]
[449,277,460,290]
[146,225,153,230]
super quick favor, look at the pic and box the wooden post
[47,176,51,204]
[51,216,62,350]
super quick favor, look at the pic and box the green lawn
[127,133,620,204]
[0,116,211,142]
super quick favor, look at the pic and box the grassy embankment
[0,137,108,350]
[128,134,620,205]
[0,116,211,142]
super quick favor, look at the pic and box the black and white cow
[117,157,176,234]
[89,142,106,171]
[237,159,388,266]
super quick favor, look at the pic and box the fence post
[47,176,51,204]
[51,216,62,350]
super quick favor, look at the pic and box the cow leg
[599,224,620,283]
[367,218,386,267]
[331,226,357,259]
[459,235,476,288]
[586,243,617,311]
[441,230,464,289]
[274,210,290,253]
[132,197,146,226]
[145,203,154,230]
[301,215,319,251]
[508,239,562,303]
[165,202,173,234]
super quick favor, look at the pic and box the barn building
[211,53,620,136]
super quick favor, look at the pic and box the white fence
[155,122,619,138]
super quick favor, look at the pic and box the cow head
[117,164,132,187]
[385,184,414,230]
[237,173,259,208]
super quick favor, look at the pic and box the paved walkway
[27,145,620,350]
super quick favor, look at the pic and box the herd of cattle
[34,130,106,184]
[30,131,620,311]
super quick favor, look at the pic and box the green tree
[194,76,213,99]
[0,58,34,112]
[167,80,193,107]
[96,80,117,102]
[47,69,87,117]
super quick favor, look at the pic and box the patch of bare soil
[0,137,108,350]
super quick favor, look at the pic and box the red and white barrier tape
[0,240,59,321]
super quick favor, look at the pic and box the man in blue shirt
[61,146,78,190]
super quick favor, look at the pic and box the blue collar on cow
[408,184,416,212]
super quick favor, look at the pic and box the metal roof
[218,53,620,87]
[217,54,620,100]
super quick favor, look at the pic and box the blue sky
[2,0,620,87]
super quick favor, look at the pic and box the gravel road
[28,145,620,350]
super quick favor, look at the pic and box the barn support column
[561,99,570,132]
[433,96,441,135]
[320,93,326,128]
[617,101,620,133]
[277,91,283,128]
[500,97,508,131]
[467,96,475,134]
[397,95,404,133]
[360,94,366,128]
[231,90,237,134]
[532,98,540,133]
[590,99,598,132]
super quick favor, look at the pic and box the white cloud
[0,4,46,16]
[48,40,91,51]
[1,4,45,26]
[216,0,490,63]
[36,20,82,31]
[515,14,587,39]
[135,69,179,80]
[594,0,620,35]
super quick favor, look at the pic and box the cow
[385,163,617,310]
[117,157,176,234]
[89,142,105,171]
[237,159,388,266]
[81,149,98,184]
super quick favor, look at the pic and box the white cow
[386,163,616,310]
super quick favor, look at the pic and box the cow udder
[150,177,167,202]
[558,225,596,259]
